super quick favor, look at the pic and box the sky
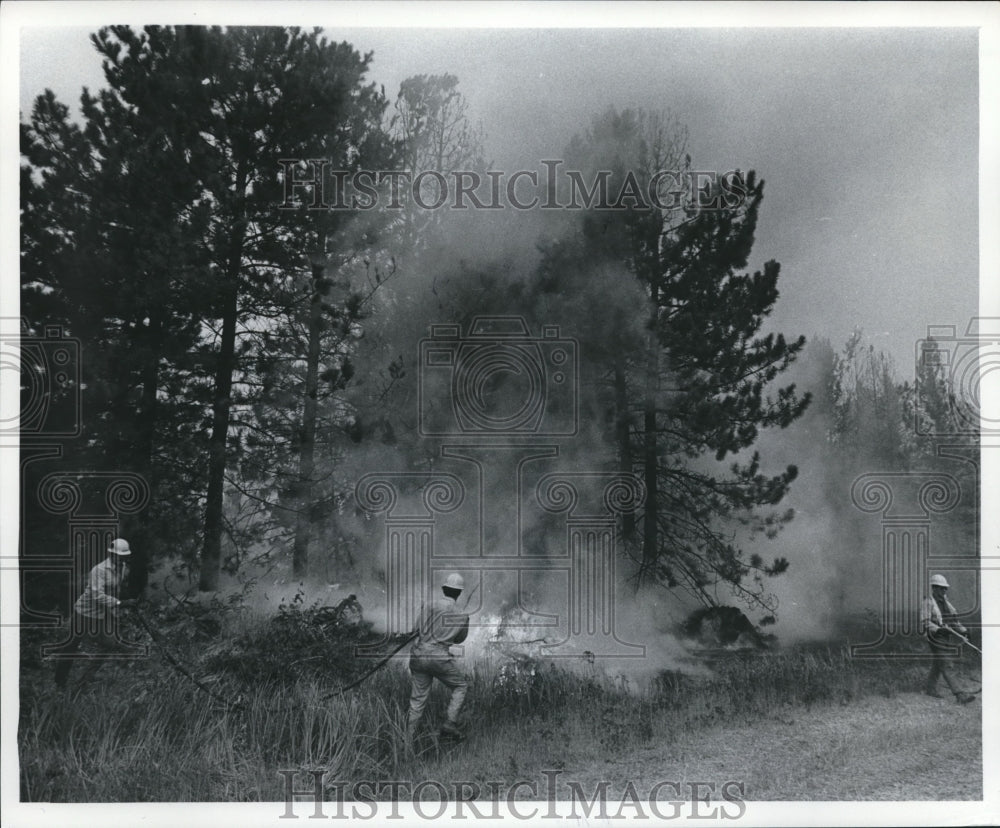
[16,23,983,372]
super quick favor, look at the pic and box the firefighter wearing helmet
[406,572,470,743]
[920,573,976,703]
[53,538,137,688]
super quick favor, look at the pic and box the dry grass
[18,618,982,802]
[565,692,981,801]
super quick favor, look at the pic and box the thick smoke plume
[200,124,975,675]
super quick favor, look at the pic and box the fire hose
[942,626,982,655]
[319,579,481,700]
[127,579,481,709]
[938,626,983,697]
[130,602,240,708]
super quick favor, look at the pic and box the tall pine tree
[540,108,810,610]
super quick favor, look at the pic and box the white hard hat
[444,572,465,591]
[930,574,949,589]
[108,538,131,556]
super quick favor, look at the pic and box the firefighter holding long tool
[53,538,137,689]
[407,572,471,744]
[920,573,977,704]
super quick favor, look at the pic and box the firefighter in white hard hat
[407,572,470,743]
[54,538,136,688]
[920,573,975,703]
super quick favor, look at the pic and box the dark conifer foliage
[21,26,395,593]
[534,109,811,610]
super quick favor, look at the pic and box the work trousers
[925,633,960,695]
[407,652,468,729]
[52,612,128,688]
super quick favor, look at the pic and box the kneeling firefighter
[407,572,470,742]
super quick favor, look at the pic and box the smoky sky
[19,26,979,373]
[355,27,980,373]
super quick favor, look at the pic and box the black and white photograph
[3,2,998,825]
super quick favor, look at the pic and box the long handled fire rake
[945,626,982,654]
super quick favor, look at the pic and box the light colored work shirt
[919,594,962,637]
[74,557,125,618]
[411,595,469,657]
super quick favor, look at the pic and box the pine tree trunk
[199,218,244,591]
[642,330,659,576]
[199,279,238,591]
[292,263,324,577]
[614,357,635,540]
[129,310,163,594]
